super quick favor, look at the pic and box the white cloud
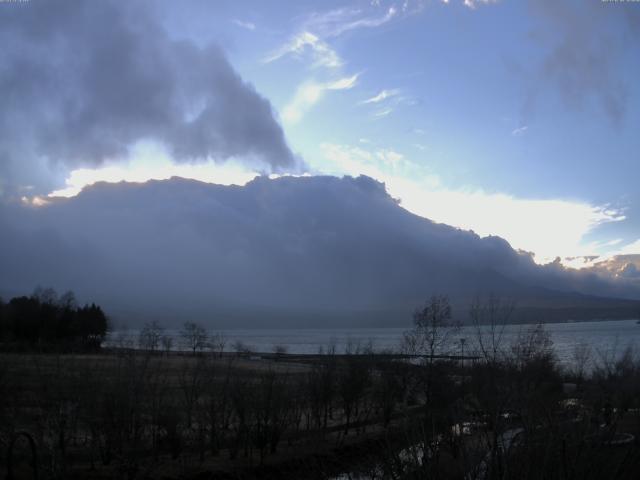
[462,0,500,9]
[580,250,640,283]
[263,31,342,69]
[361,89,417,118]
[373,107,394,118]
[282,74,359,124]
[440,0,499,9]
[326,75,360,90]
[265,4,403,71]
[562,237,640,270]
[321,142,624,264]
[362,88,401,104]
[304,6,397,38]
[232,19,256,31]
[511,125,528,136]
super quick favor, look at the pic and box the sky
[2,0,640,269]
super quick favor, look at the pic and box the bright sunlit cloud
[48,142,260,198]
[42,138,631,269]
[320,143,624,265]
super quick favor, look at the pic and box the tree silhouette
[138,320,164,353]
[180,321,208,354]
[0,288,109,350]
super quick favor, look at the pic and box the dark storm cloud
[0,0,297,196]
[1,176,638,327]
[522,0,639,125]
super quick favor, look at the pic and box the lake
[106,318,640,368]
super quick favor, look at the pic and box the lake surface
[107,319,640,368]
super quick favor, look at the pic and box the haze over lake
[107,319,640,367]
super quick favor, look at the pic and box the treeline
[0,287,108,351]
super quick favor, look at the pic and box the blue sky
[29,0,640,266]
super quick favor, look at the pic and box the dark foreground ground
[3,338,640,479]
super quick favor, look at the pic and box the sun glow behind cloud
[39,139,634,268]
[320,143,626,265]
[48,142,260,198]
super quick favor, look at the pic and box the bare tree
[161,335,173,355]
[33,285,58,305]
[251,370,292,461]
[510,322,554,369]
[58,290,77,310]
[138,321,164,353]
[273,344,288,356]
[338,346,371,436]
[112,323,133,350]
[232,340,253,356]
[208,332,227,357]
[571,342,592,383]
[373,360,405,427]
[180,321,208,354]
[306,343,337,432]
[178,356,207,429]
[470,294,515,365]
[403,294,460,361]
